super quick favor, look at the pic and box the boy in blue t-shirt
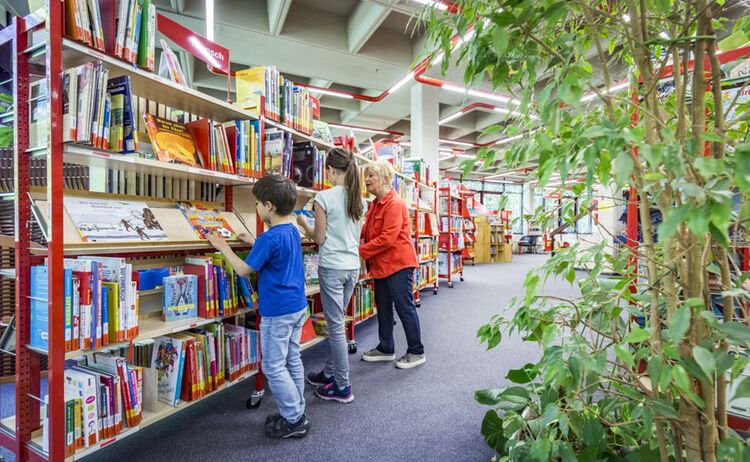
[207,175,310,439]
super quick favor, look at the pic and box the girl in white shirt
[297,148,363,403]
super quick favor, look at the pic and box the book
[30,266,49,351]
[107,76,137,153]
[158,38,187,85]
[64,197,168,242]
[162,275,198,322]
[176,201,235,240]
[137,0,156,71]
[151,336,185,406]
[143,113,200,166]
[62,68,78,142]
[64,368,99,447]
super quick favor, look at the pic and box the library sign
[157,14,230,74]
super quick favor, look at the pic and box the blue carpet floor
[5,255,578,462]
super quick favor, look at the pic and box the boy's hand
[236,232,255,245]
[296,214,308,228]
[206,232,230,252]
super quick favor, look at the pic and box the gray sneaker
[361,348,395,362]
[395,353,426,369]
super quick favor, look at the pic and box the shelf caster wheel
[415,300,421,308]
[448,282,454,288]
[433,288,438,295]
[247,390,264,409]
[460,276,464,282]
[348,341,358,354]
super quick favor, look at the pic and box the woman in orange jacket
[359,159,425,369]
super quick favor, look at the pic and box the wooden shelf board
[305,284,320,296]
[62,144,257,186]
[354,313,377,325]
[62,39,254,123]
[33,240,251,257]
[0,268,16,279]
[301,335,326,351]
[65,309,251,360]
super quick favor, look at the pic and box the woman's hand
[236,232,255,245]
[206,232,231,252]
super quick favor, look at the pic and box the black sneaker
[265,414,310,439]
[316,383,354,403]
[306,370,335,386]
[265,412,281,425]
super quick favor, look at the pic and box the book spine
[64,268,73,351]
[72,277,80,350]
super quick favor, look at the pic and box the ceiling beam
[159,11,406,91]
[169,0,185,14]
[347,0,395,54]
[267,0,293,36]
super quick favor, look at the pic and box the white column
[410,84,440,184]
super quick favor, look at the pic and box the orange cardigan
[360,190,418,279]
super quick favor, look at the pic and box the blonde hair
[364,159,395,186]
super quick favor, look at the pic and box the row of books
[180,253,253,320]
[60,353,143,455]
[438,251,463,275]
[439,196,461,215]
[415,264,437,291]
[65,0,157,71]
[235,67,316,134]
[394,176,418,208]
[440,216,464,233]
[416,239,438,261]
[62,64,138,152]
[30,256,140,353]
[352,283,375,323]
[439,233,466,251]
[151,324,260,407]
[415,213,438,236]
[264,128,293,178]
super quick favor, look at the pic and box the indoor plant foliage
[421,1,750,460]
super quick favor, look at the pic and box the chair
[518,235,539,254]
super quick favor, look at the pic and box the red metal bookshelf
[438,187,464,288]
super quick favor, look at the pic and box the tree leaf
[475,388,504,405]
[507,363,538,384]
[623,327,650,344]
[613,151,634,188]
[668,306,691,344]
[481,410,506,454]
[492,27,508,55]
[648,398,679,419]
[716,322,750,343]
[730,376,750,401]
[614,344,635,368]
[671,364,691,392]
[693,346,716,378]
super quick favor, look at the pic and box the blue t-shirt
[245,223,307,317]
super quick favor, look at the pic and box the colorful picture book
[177,201,235,240]
[162,275,198,322]
[152,336,185,406]
[158,39,187,86]
[294,210,315,227]
[64,197,167,242]
[143,114,201,166]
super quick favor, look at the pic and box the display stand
[460,189,476,266]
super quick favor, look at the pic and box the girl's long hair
[326,148,363,221]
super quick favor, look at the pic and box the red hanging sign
[157,13,230,74]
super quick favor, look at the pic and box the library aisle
[79,255,574,462]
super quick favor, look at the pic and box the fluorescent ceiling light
[659,31,670,40]
[580,81,630,102]
[389,72,415,94]
[439,111,464,125]
[440,153,475,160]
[311,88,355,99]
[413,0,448,10]
[442,83,517,105]
[494,134,524,146]
[440,139,476,147]
[328,123,391,135]
[206,0,214,40]
[399,141,412,147]
[431,51,445,66]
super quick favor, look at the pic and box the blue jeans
[261,309,307,422]
[318,266,358,387]
[374,267,424,355]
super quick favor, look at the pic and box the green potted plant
[421,1,750,460]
